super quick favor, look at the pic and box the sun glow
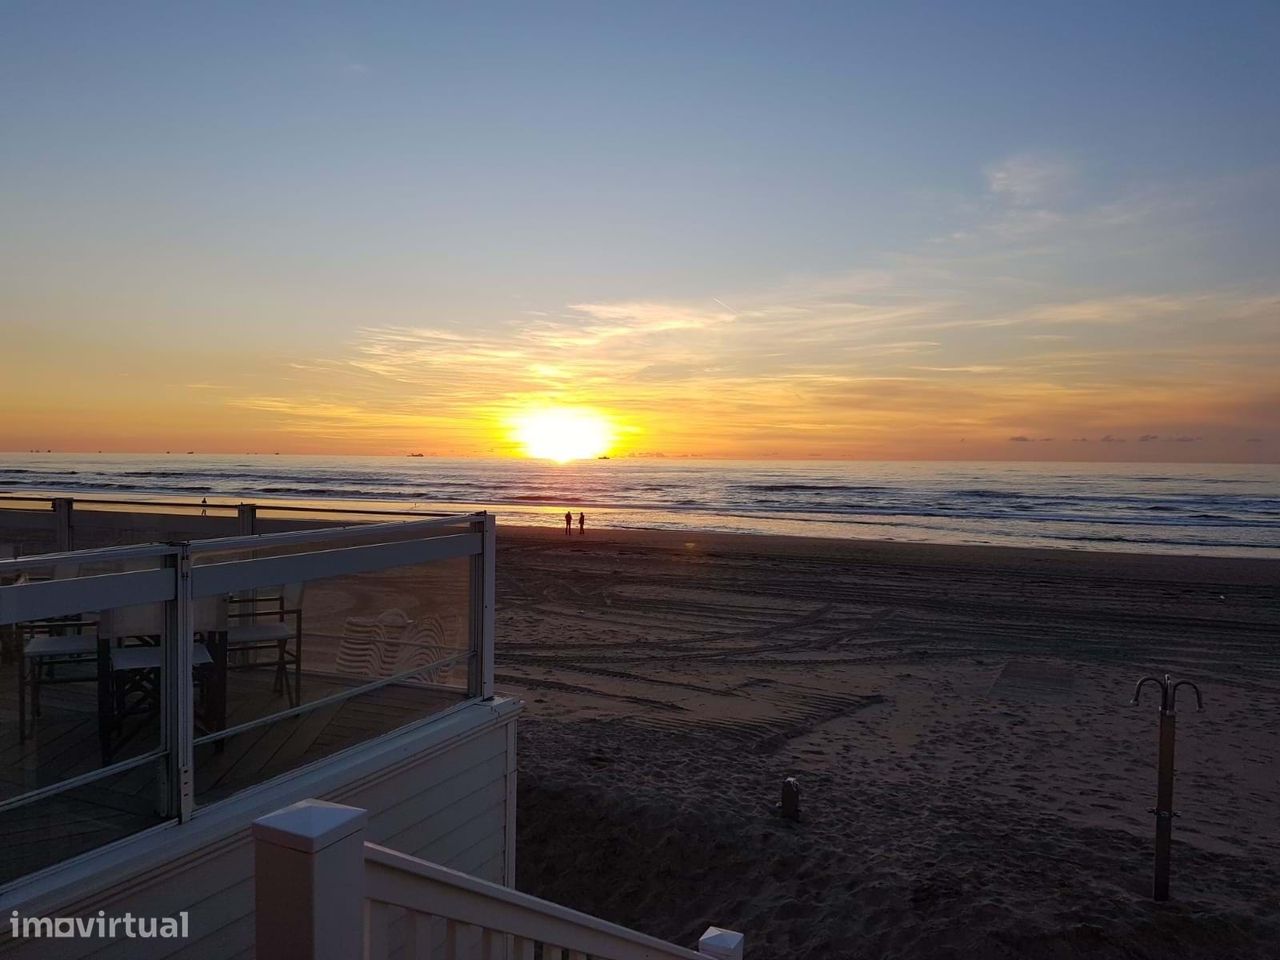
[512,407,615,462]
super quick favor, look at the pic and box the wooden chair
[98,596,226,762]
[16,563,100,742]
[225,582,304,706]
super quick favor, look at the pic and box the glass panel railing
[0,548,179,883]
[72,501,241,549]
[0,512,490,883]
[0,762,168,885]
[251,503,467,538]
[189,521,480,803]
[0,499,61,557]
[193,650,470,804]
[0,555,175,802]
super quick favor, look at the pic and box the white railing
[0,512,493,831]
[0,495,466,557]
[253,800,744,960]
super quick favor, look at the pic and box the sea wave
[2,454,1277,555]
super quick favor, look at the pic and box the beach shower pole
[1152,691,1176,901]
[1130,673,1203,901]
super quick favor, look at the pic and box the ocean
[1,454,1277,557]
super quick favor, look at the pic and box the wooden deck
[195,674,466,802]
[0,658,466,884]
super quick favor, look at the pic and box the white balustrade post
[236,503,257,537]
[52,498,73,551]
[481,512,496,699]
[468,512,496,699]
[252,799,368,960]
[699,927,744,960]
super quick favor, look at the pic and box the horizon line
[1,450,1276,467]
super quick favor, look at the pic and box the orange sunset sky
[2,5,1277,463]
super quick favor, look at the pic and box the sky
[1,1,1277,462]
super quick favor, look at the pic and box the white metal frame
[166,544,195,819]
[0,566,174,625]
[0,541,177,577]
[189,512,479,554]
[0,510,499,886]
[191,533,481,597]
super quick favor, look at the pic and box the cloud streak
[986,153,1074,207]
[196,158,1280,459]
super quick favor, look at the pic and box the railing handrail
[364,842,705,960]
[0,566,176,627]
[0,542,179,574]
[0,511,484,568]
[0,494,463,517]
[189,512,484,553]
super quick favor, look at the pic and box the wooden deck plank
[197,714,310,798]
[0,790,162,883]
[256,701,344,775]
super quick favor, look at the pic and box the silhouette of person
[200,497,207,517]
[578,512,585,535]
[564,510,572,535]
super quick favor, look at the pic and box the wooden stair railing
[253,799,744,960]
[365,841,705,960]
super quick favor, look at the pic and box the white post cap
[699,926,744,959]
[251,798,367,853]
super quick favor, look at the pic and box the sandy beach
[3,506,1276,956]
[496,525,1280,959]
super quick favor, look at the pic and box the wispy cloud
[216,156,1280,459]
[913,365,1006,374]
[985,153,1074,207]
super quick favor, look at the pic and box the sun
[512,407,615,462]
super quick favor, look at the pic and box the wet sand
[497,525,1280,959]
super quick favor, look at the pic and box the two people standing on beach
[564,510,585,535]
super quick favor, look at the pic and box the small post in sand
[1130,673,1203,901]
[777,777,801,822]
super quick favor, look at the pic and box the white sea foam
[1,454,1277,556]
